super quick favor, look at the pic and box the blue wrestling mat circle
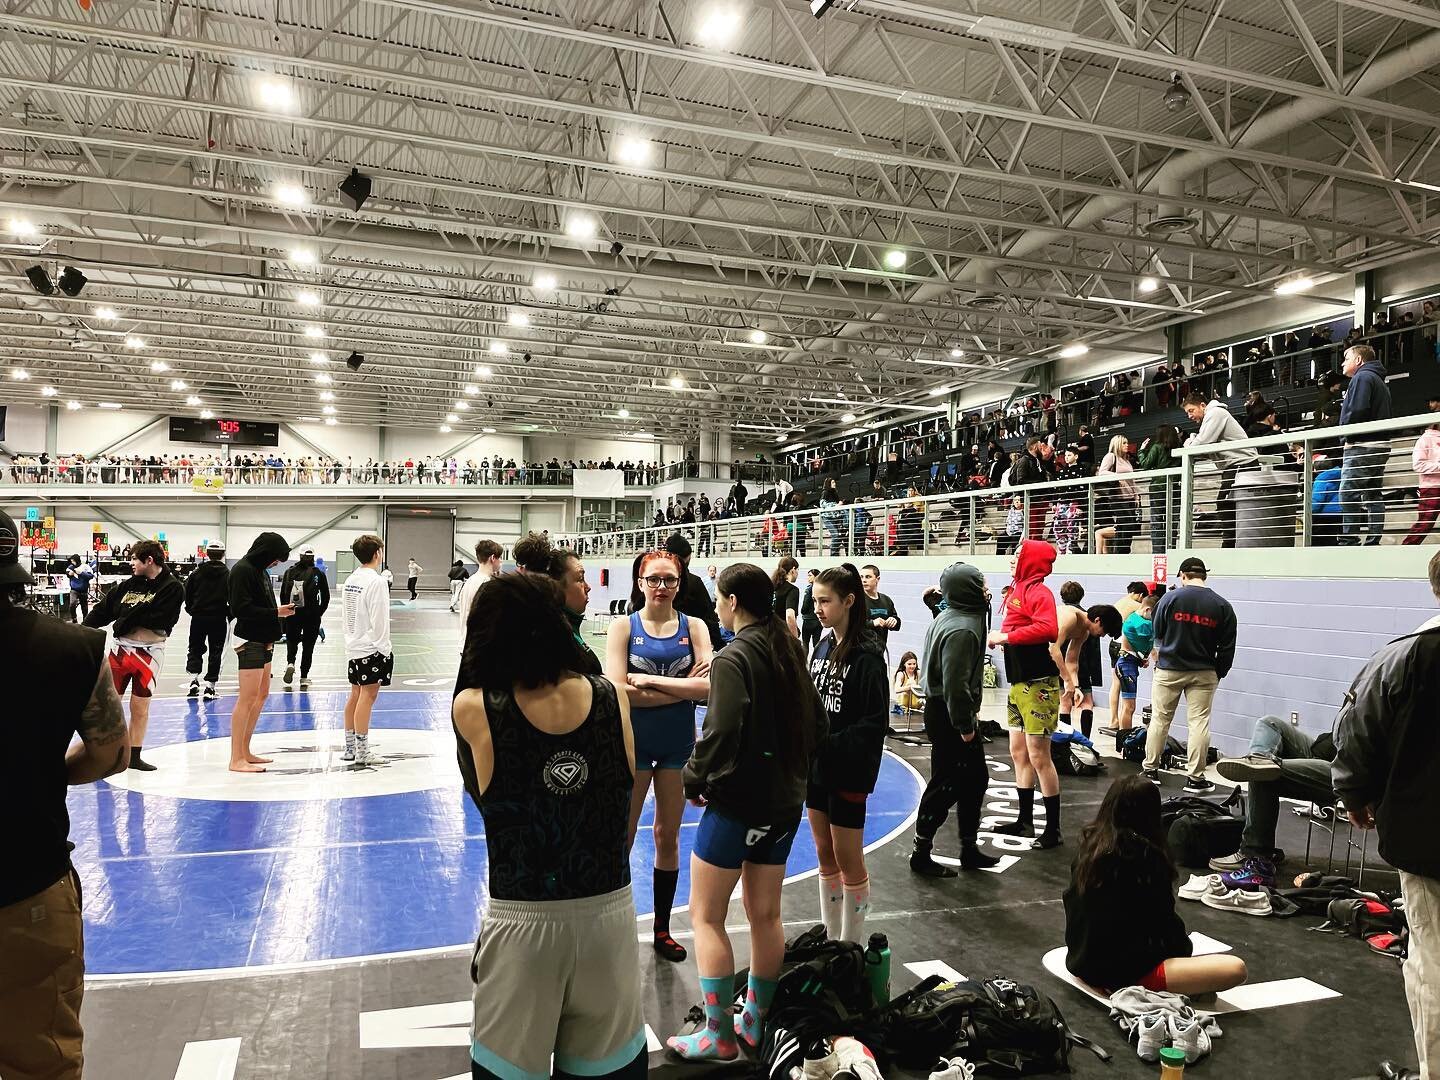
[70,690,923,977]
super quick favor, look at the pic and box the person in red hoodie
[987,539,1064,849]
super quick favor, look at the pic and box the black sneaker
[1184,777,1216,794]
[187,678,200,698]
[1143,769,1162,786]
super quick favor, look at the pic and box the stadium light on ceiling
[747,329,768,345]
[295,291,321,307]
[508,311,530,328]
[1275,275,1315,295]
[289,247,317,265]
[615,136,653,167]
[618,408,631,419]
[41,385,57,397]
[309,352,329,365]
[533,272,557,291]
[256,78,296,112]
[669,375,685,389]
[124,335,145,349]
[94,306,117,320]
[476,365,493,378]
[1163,72,1191,113]
[489,341,508,355]
[840,412,857,423]
[201,409,214,419]
[322,405,337,415]
[170,379,187,391]
[464,384,479,395]
[274,184,308,208]
[1138,276,1160,294]
[149,360,169,372]
[696,3,743,48]
[10,368,28,380]
[314,372,333,384]
[439,424,452,433]
[8,217,37,237]
[325,417,338,426]
[304,325,325,339]
[928,385,953,397]
[1058,343,1089,358]
[883,249,908,270]
[185,395,202,406]
[445,413,459,424]
[482,426,497,434]
[566,214,598,240]
[949,347,964,358]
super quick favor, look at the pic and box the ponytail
[815,562,876,671]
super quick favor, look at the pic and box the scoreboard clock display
[169,416,280,446]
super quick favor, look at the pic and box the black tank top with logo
[455,674,632,901]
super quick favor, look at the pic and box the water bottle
[1159,1046,1186,1078]
[864,932,891,1006]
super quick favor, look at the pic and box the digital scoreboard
[168,416,280,446]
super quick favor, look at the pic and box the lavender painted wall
[587,558,1438,756]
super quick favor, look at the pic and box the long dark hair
[771,556,798,589]
[1151,425,1181,452]
[461,572,587,691]
[814,562,876,671]
[1071,774,1175,895]
[717,562,815,773]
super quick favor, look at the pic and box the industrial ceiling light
[439,424,453,433]
[124,335,145,349]
[456,401,469,411]
[344,351,364,371]
[94,306,117,320]
[25,266,54,295]
[949,347,964,358]
[464,383,479,395]
[324,417,338,426]
[883,248,907,270]
[322,405,337,415]
[149,360,169,372]
[200,409,214,419]
[10,368,28,380]
[696,3,743,48]
[315,372,334,384]
[295,291,321,307]
[318,390,335,401]
[98,402,123,410]
[669,375,685,389]
[8,217,37,237]
[840,412,857,423]
[1058,343,1089,358]
[482,427,497,434]
[1274,275,1315,295]
[566,214,598,240]
[1138,276,1160,293]
[477,365,493,378]
[57,266,87,296]
[508,310,530,328]
[618,408,631,418]
[1162,72,1190,113]
[66,400,81,410]
[748,329,768,345]
[489,341,508,355]
[303,325,325,339]
[275,184,308,208]
[256,77,295,111]
[41,385,57,397]
[289,247,317,265]
[338,168,373,212]
[170,379,187,391]
[445,413,459,424]
[185,395,202,406]
[533,272,557,291]
[615,136,652,167]
[928,385,952,396]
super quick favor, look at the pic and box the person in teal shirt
[1113,595,1157,737]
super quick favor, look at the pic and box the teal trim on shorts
[553,1030,647,1076]
[470,1041,550,1080]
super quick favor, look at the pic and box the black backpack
[1119,725,1184,767]
[875,975,1108,1075]
[1052,740,1105,778]
[1162,789,1245,868]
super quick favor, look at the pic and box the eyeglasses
[642,575,680,589]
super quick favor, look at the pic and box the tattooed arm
[66,662,131,784]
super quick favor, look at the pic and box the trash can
[1234,465,1300,548]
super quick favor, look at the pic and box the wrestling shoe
[1201,885,1272,916]
[1168,1010,1211,1063]
[1220,855,1276,892]
[1178,873,1227,902]
[187,677,200,698]
[283,664,295,687]
[927,1056,976,1080]
[1216,753,1282,783]
[1135,1012,1168,1063]
[1183,777,1215,794]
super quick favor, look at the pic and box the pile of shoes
[1178,867,1275,916]
[788,1037,885,1080]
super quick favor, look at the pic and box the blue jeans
[1341,443,1388,541]
[1240,715,1334,857]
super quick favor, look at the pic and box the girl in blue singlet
[605,550,712,963]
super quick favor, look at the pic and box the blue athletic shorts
[693,807,800,870]
[630,711,695,771]
[1115,654,1141,700]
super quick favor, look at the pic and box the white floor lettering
[358,1000,470,1048]
[173,1038,241,1080]
[904,959,966,982]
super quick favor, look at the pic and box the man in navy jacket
[1338,343,1392,545]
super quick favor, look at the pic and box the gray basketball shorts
[469,884,647,1079]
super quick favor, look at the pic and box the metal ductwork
[1143,179,1196,236]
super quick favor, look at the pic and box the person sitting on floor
[1064,774,1248,996]
[1207,714,1339,890]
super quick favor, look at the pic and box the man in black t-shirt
[0,509,129,1077]
[663,532,724,651]
[860,564,902,659]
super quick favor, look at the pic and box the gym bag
[1051,730,1105,777]
[875,975,1109,1075]
[1163,789,1245,868]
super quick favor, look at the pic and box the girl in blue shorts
[605,550,712,963]
[668,563,825,1060]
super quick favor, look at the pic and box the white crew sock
[819,872,845,940]
[841,878,871,944]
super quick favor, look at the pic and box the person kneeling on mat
[668,564,825,1061]
[1064,775,1247,996]
[911,562,1000,877]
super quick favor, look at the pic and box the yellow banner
[192,474,225,495]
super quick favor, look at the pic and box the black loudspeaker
[25,266,54,295]
[338,168,372,212]
[600,568,609,587]
[345,351,365,371]
[57,266,87,296]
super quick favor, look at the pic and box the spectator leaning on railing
[1337,343,1393,546]
[1182,391,1258,549]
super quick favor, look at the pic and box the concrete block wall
[585,551,1439,757]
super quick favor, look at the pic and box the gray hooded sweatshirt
[919,563,989,736]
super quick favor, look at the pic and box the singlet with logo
[456,675,632,901]
[627,611,697,736]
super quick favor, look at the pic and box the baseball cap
[301,547,315,556]
[0,510,36,587]
[1178,557,1209,578]
[206,541,225,553]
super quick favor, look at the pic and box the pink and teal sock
[734,974,778,1049]
[667,975,738,1061]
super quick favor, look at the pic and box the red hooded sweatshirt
[1001,538,1060,683]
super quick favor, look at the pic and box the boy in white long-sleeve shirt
[342,533,393,765]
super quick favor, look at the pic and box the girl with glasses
[807,562,887,943]
[606,550,713,963]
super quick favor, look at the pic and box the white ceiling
[1,0,1437,444]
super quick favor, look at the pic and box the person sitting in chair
[892,651,924,714]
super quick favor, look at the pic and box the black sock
[1016,787,1035,828]
[653,866,679,934]
[129,746,156,772]
[1059,713,1071,731]
[1041,794,1061,837]
[1080,709,1093,738]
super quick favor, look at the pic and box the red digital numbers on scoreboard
[217,420,241,435]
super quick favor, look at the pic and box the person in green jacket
[911,562,1002,877]
[1137,425,1181,553]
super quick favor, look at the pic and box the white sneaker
[1208,850,1246,872]
[1168,1011,1211,1063]
[1178,873,1227,902]
[927,1057,975,1080]
[1135,1012,1168,1063]
[801,1038,881,1080]
[1201,886,1272,916]
[283,664,295,686]
[202,683,218,701]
